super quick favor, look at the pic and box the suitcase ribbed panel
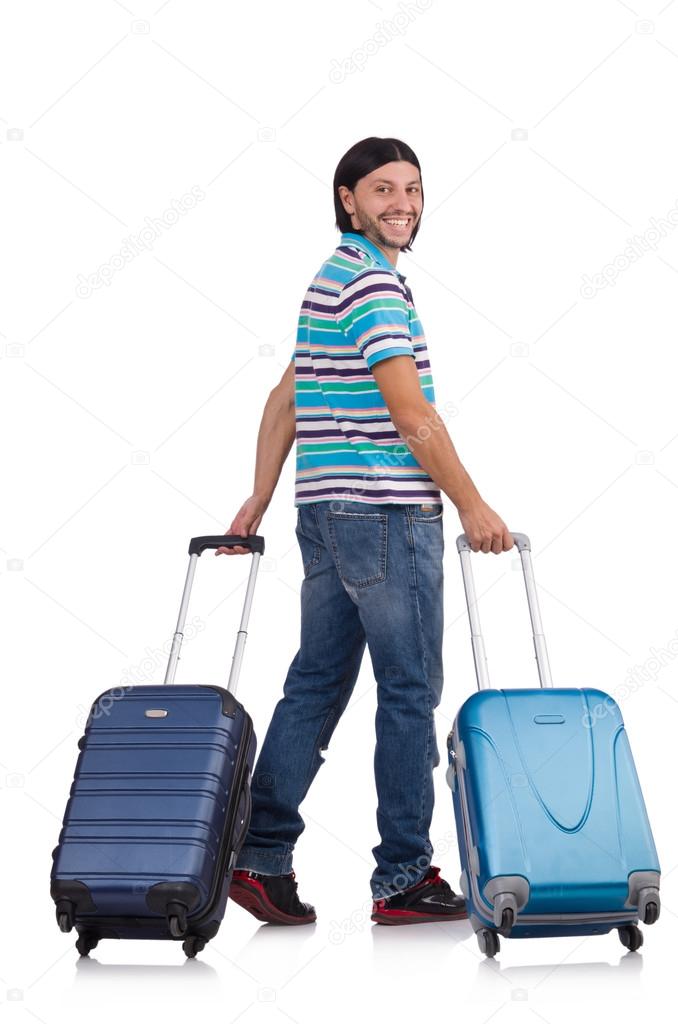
[52,686,251,919]
[452,687,660,928]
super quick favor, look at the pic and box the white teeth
[384,218,408,227]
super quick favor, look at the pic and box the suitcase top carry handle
[163,535,265,693]
[455,531,554,691]
[189,535,265,556]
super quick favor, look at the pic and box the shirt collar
[339,231,406,282]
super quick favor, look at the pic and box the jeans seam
[298,699,339,796]
[418,688,433,841]
[410,534,432,842]
[299,654,359,795]
[297,507,322,575]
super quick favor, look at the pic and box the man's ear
[338,185,354,216]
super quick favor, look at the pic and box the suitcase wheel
[477,928,500,958]
[182,936,207,959]
[56,901,75,933]
[75,933,99,957]
[167,901,189,938]
[643,901,659,926]
[618,924,643,952]
[498,908,514,937]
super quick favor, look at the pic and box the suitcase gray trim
[625,870,660,917]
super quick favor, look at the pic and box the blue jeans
[235,499,445,899]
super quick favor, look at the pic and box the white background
[2,0,677,1021]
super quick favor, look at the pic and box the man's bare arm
[216,359,295,555]
[251,359,296,506]
[372,355,513,553]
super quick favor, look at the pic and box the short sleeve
[335,270,414,370]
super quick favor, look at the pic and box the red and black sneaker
[230,869,317,925]
[371,865,468,925]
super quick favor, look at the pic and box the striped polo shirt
[291,231,441,506]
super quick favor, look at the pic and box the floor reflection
[73,953,220,987]
[473,946,644,992]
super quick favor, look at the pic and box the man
[217,137,513,926]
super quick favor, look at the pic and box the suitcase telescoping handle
[456,532,553,691]
[163,535,265,695]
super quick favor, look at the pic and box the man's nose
[392,190,418,211]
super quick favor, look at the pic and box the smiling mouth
[382,217,412,230]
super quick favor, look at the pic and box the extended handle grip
[164,534,264,691]
[189,535,265,556]
[455,530,553,690]
[456,532,530,553]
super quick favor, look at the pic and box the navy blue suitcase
[447,532,661,958]
[50,534,263,958]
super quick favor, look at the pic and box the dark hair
[333,137,424,253]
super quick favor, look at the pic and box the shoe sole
[371,908,469,925]
[230,878,317,926]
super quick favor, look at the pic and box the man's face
[339,161,423,251]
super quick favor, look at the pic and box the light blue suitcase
[447,532,661,957]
